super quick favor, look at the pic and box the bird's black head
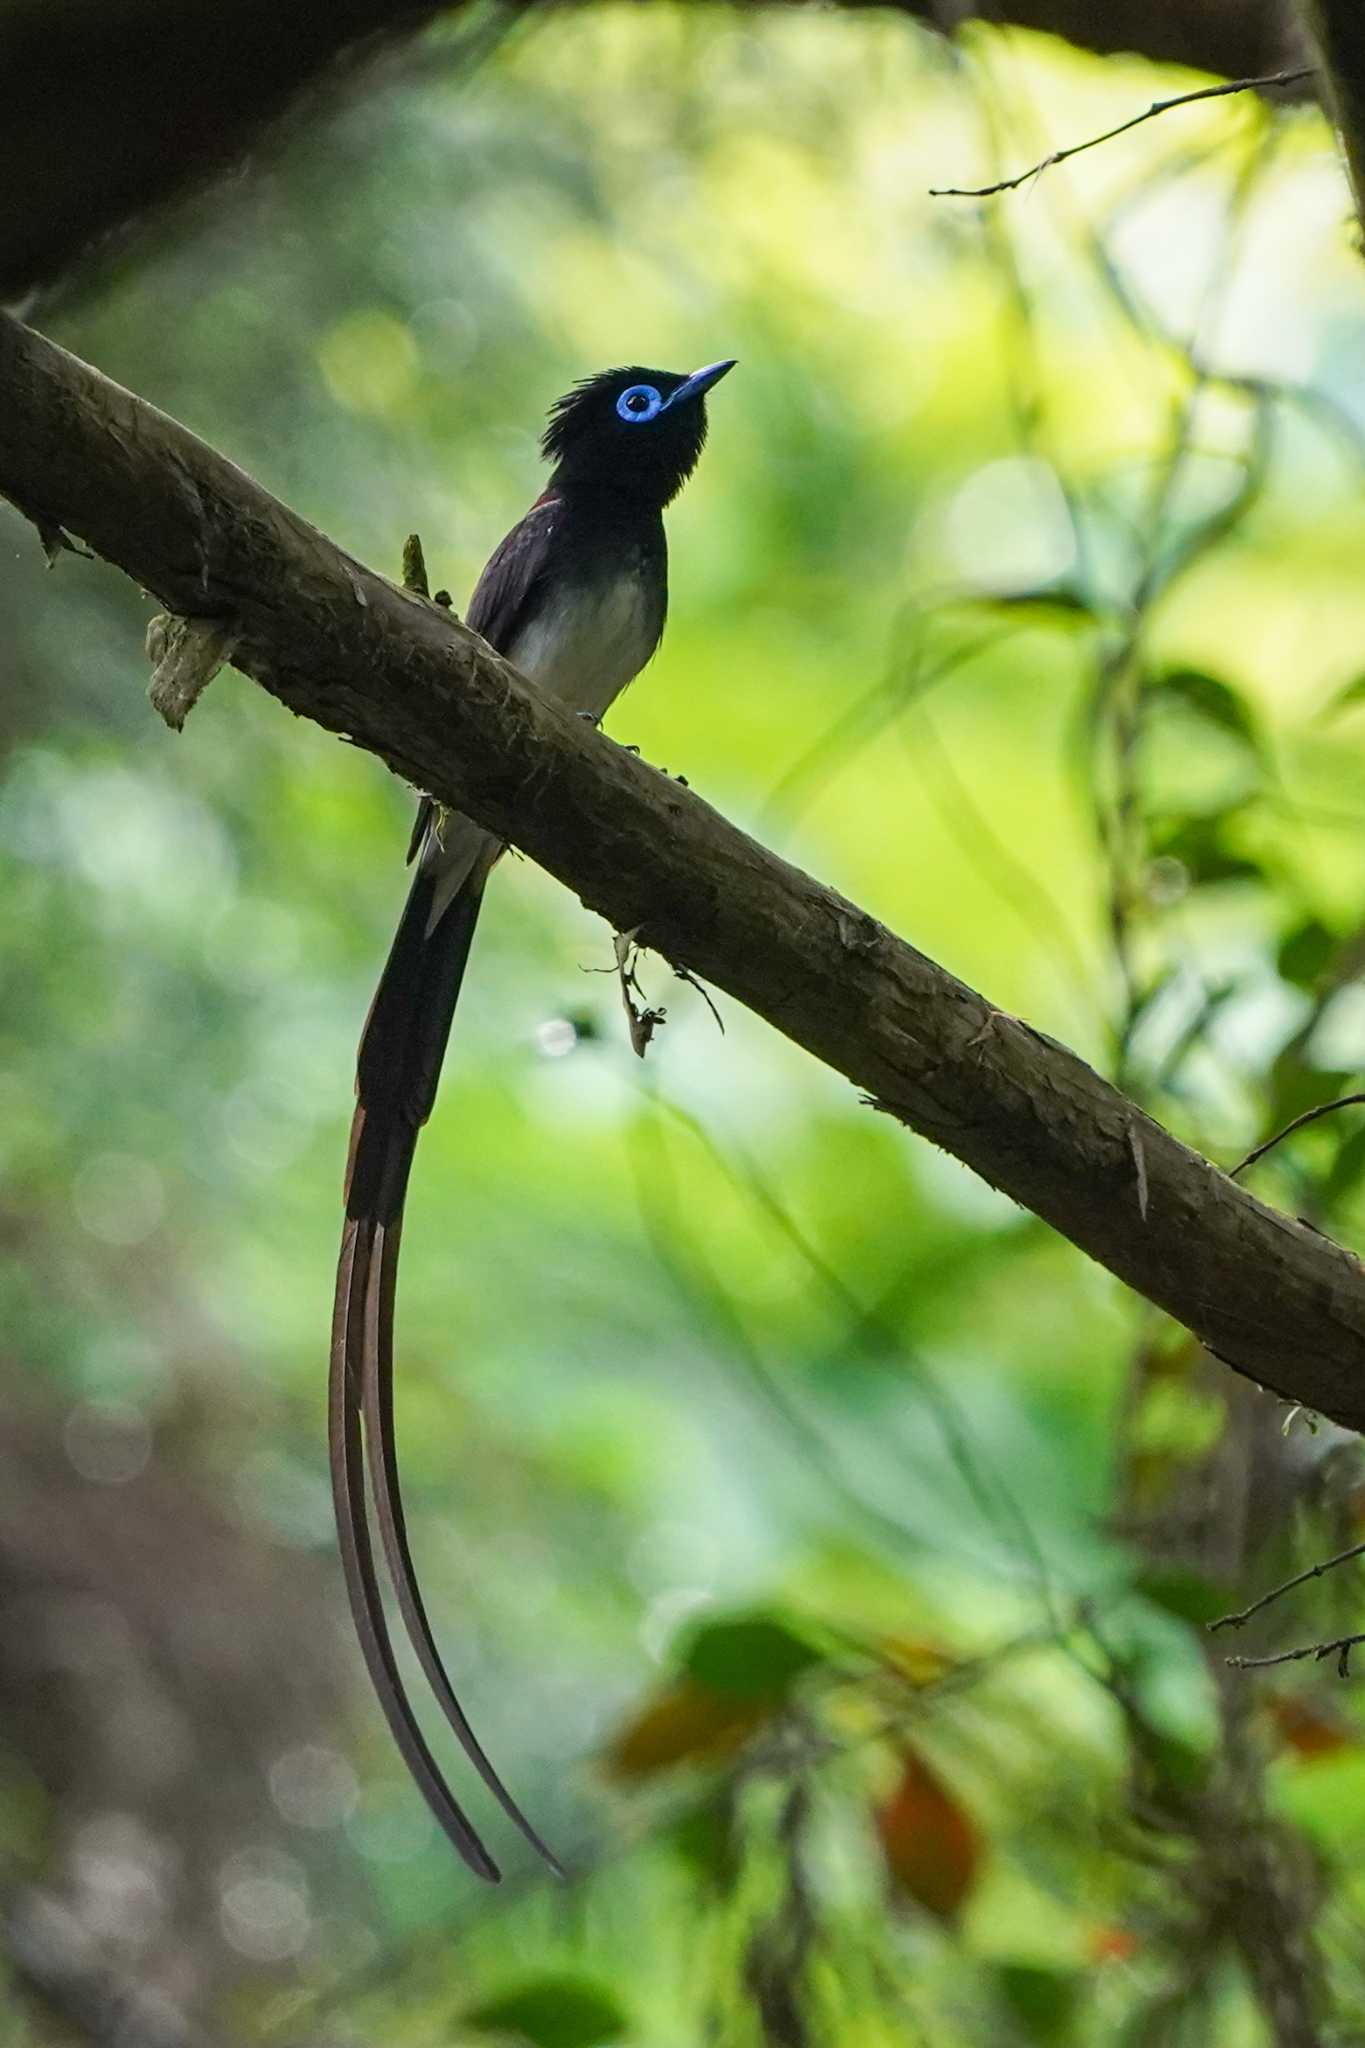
[541,360,735,506]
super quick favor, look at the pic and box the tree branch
[1209,1539,1365,1633]
[0,0,1310,298]
[928,69,1312,199]
[0,0,442,297]
[1300,1,1365,229]
[3,309,1365,1428]
[1230,1093,1365,1180]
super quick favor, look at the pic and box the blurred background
[4,6,1365,2042]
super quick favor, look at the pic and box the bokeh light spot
[217,1847,310,1963]
[71,1152,166,1246]
[63,1400,152,1486]
[318,310,419,416]
[269,1744,359,1831]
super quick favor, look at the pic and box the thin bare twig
[1230,1093,1365,1179]
[1227,1633,1365,1678]
[1210,1541,1365,1633]
[929,68,1312,200]
[669,960,725,1035]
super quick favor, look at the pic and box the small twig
[1226,1632,1365,1677]
[670,962,725,1036]
[1210,1541,1365,1634]
[1230,1093,1365,1179]
[402,531,430,597]
[613,930,666,1058]
[929,69,1313,200]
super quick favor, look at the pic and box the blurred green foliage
[5,8,1365,2043]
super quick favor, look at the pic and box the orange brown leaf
[601,1678,772,1782]
[1268,1693,1355,1761]
[876,1745,982,1922]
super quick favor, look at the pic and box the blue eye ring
[616,383,664,424]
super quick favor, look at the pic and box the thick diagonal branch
[2,310,1364,1429]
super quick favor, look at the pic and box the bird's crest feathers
[541,365,688,464]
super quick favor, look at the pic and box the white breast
[420,568,661,930]
[505,571,661,725]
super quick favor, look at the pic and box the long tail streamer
[328,868,560,1882]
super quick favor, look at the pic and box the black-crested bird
[330,359,735,1881]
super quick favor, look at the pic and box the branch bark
[1301,1,1365,226]
[0,0,441,297]
[2,310,1364,1429]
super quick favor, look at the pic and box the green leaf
[1277,919,1338,991]
[1136,1565,1233,1627]
[1319,671,1365,720]
[1148,816,1263,888]
[1143,1730,1213,1797]
[983,585,1098,625]
[1323,1124,1365,1212]
[993,1961,1083,2041]
[464,1976,628,2048]
[1148,667,1262,756]
[1267,1057,1354,1131]
[680,1611,823,1700]
[668,1801,736,1889]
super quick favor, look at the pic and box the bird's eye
[616,383,663,424]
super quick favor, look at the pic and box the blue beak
[665,359,737,410]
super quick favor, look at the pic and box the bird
[330,359,735,1882]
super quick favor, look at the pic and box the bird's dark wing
[466,493,560,649]
[329,495,566,1882]
[403,498,561,867]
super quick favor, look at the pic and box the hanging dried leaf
[875,1744,981,1922]
[1268,1693,1355,1761]
[601,1677,772,1782]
